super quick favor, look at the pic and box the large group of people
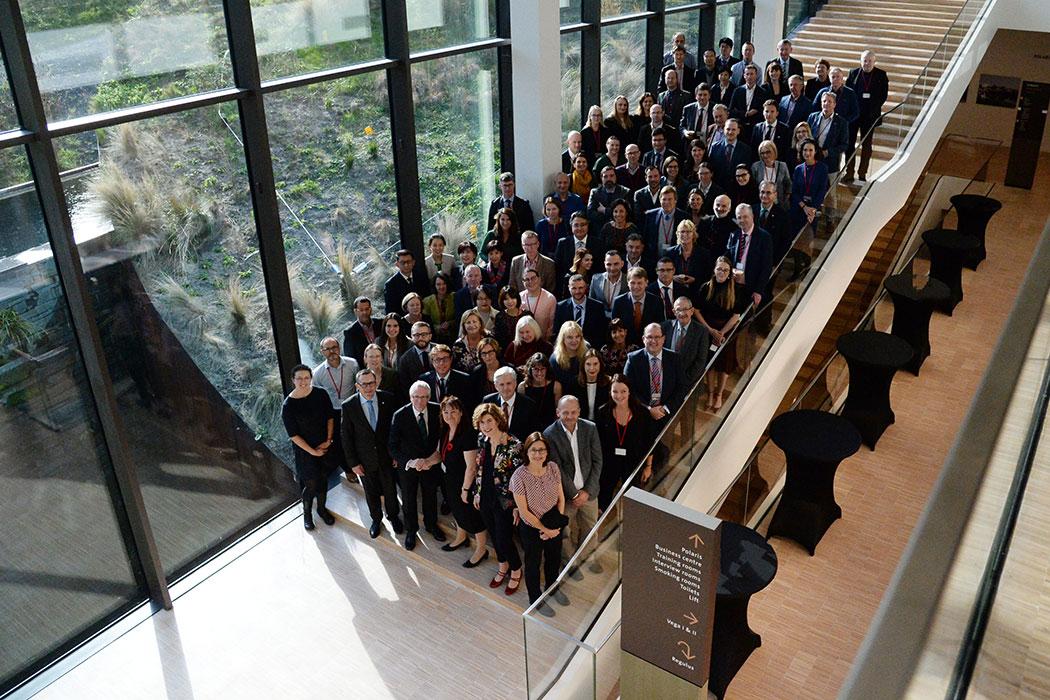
[282,35,889,616]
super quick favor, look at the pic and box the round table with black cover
[922,228,980,315]
[766,410,862,555]
[836,330,914,449]
[950,194,1002,270]
[884,273,951,376]
[709,522,778,700]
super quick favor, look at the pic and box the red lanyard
[860,70,873,93]
[326,364,344,397]
[614,411,632,446]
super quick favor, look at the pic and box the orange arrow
[683,611,699,626]
[689,533,704,548]
[677,641,696,660]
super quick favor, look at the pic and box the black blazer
[341,389,396,473]
[554,296,609,348]
[623,347,686,414]
[395,345,431,400]
[647,280,691,321]
[342,319,384,366]
[580,125,613,163]
[729,83,771,134]
[482,391,539,442]
[383,268,430,315]
[577,381,612,423]
[658,88,691,131]
[487,195,536,233]
[658,63,696,93]
[611,291,664,345]
[419,369,475,413]
[554,234,606,280]
[661,319,709,386]
[758,203,793,265]
[725,227,774,301]
[750,120,791,161]
[708,140,753,189]
[388,401,441,469]
[847,66,890,123]
[768,56,804,83]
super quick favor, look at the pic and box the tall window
[0,148,142,690]
[56,109,298,577]
[20,0,232,122]
[562,33,582,134]
[413,50,500,254]
[407,0,496,52]
[601,19,647,106]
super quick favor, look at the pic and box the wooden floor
[724,152,1050,699]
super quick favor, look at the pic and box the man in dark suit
[388,381,444,550]
[714,37,738,75]
[663,33,697,70]
[554,212,606,281]
[640,126,678,171]
[814,66,860,126]
[342,369,401,538]
[615,143,646,194]
[708,119,752,188]
[846,50,890,182]
[662,298,709,387]
[342,296,383,366]
[420,344,474,412]
[680,84,714,146]
[771,39,805,85]
[658,46,696,94]
[484,366,538,441]
[658,69,691,133]
[561,130,588,175]
[611,266,663,345]
[750,100,790,161]
[806,92,850,172]
[383,249,429,315]
[642,186,689,259]
[779,75,814,131]
[694,162,725,216]
[586,166,632,228]
[395,321,433,400]
[706,194,738,253]
[454,264,485,319]
[633,165,664,217]
[555,274,609,348]
[729,64,770,142]
[623,323,686,422]
[726,203,774,308]
[649,257,690,322]
[696,49,719,87]
[486,171,535,232]
[542,396,603,571]
[757,180,792,267]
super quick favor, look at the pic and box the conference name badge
[615,447,627,456]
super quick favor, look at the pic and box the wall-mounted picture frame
[976,74,1021,108]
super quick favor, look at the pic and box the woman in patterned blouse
[470,402,524,595]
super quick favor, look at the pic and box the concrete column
[510,0,562,220]
[752,0,787,65]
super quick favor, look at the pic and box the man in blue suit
[814,67,860,128]
[806,92,850,172]
[611,267,663,346]
[779,75,814,131]
[708,119,752,188]
[725,203,773,308]
[623,323,686,422]
[642,186,689,259]
[554,274,609,348]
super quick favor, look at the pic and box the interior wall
[947,28,1050,152]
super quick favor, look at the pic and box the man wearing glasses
[313,337,359,481]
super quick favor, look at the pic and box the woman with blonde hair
[750,139,791,206]
[695,256,746,409]
[666,219,709,294]
[788,121,813,170]
[605,94,635,147]
[551,321,588,393]
[453,308,491,373]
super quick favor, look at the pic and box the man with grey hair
[313,336,359,479]
[482,366,538,440]
[388,380,443,550]
[562,130,587,174]
[542,395,604,577]
[663,31,697,70]
[846,50,889,182]
[726,203,773,308]
[773,39,804,84]
[815,66,860,128]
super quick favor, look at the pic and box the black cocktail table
[922,228,979,315]
[836,330,914,449]
[709,522,778,700]
[766,410,862,555]
[884,273,951,375]
[950,194,1002,270]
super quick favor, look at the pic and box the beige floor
[724,152,1050,699]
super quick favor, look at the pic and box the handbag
[540,508,569,530]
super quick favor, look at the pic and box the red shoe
[489,569,508,588]
[505,569,522,595]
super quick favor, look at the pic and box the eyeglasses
[321,345,339,352]
[357,380,377,387]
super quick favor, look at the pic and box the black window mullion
[496,0,514,174]
[580,0,601,125]
[646,0,667,96]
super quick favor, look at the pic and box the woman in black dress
[695,256,746,410]
[595,374,655,512]
[470,337,507,397]
[518,353,562,428]
[281,364,337,530]
[435,396,490,567]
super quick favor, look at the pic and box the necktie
[765,124,772,141]
[633,300,642,330]
[417,412,427,440]
[663,286,673,318]
[738,234,749,266]
[675,325,685,352]
[786,99,795,122]
[504,198,511,209]
[574,304,583,324]
[438,377,446,400]
[367,399,377,431]
[649,355,662,403]
[761,209,769,227]
[726,144,734,163]
[420,348,430,370]
[576,239,585,250]
[502,400,512,423]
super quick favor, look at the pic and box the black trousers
[397,467,441,534]
[361,465,400,523]
[848,117,877,178]
[518,522,562,603]
[480,496,522,570]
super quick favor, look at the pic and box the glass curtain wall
[715,3,744,48]
[600,20,647,107]
[561,33,582,135]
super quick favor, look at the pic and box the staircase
[789,0,973,164]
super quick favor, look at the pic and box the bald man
[846,50,889,182]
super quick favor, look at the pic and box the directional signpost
[621,488,721,699]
